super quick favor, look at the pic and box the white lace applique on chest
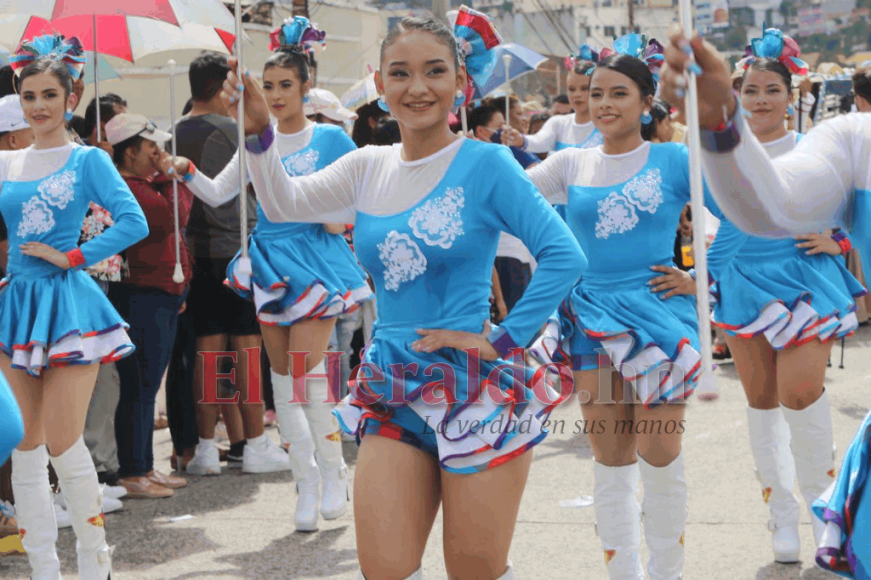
[595,168,663,239]
[38,170,77,209]
[378,231,428,292]
[408,186,465,249]
[282,150,319,176]
[17,170,77,237]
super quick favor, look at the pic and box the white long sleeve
[186,149,246,208]
[523,114,562,153]
[525,149,574,205]
[245,139,363,225]
[700,113,866,236]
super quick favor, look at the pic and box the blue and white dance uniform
[188,123,372,326]
[0,370,23,463]
[523,113,603,153]
[529,141,709,408]
[246,132,586,473]
[707,131,866,349]
[0,145,148,375]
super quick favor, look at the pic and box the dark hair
[189,51,231,103]
[264,48,310,84]
[529,112,550,134]
[553,94,569,105]
[182,97,194,116]
[18,58,74,99]
[112,134,146,167]
[487,95,520,118]
[371,116,400,145]
[351,101,388,147]
[743,58,791,92]
[0,66,15,98]
[84,93,125,138]
[381,16,460,70]
[468,104,500,133]
[570,61,596,76]
[592,54,657,98]
[853,64,871,104]
[641,99,671,141]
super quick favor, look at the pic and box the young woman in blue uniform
[526,48,700,580]
[185,17,373,532]
[705,30,865,564]
[2,35,148,580]
[218,15,586,580]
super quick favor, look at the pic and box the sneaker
[242,437,292,474]
[102,496,123,514]
[101,484,128,500]
[186,442,221,476]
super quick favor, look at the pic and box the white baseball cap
[105,113,171,145]
[304,88,358,122]
[0,95,29,134]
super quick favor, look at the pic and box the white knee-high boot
[11,446,62,580]
[593,462,645,580]
[639,452,687,580]
[297,360,349,520]
[746,406,801,562]
[49,437,112,580]
[272,369,320,532]
[781,390,836,545]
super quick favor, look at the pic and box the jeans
[165,306,200,455]
[109,284,186,478]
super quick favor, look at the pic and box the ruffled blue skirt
[713,253,866,349]
[0,270,133,376]
[558,267,700,409]
[333,318,566,474]
[812,409,871,578]
[226,225,373,326]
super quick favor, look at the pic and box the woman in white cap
[182,17,373,532]
[3,35,148,580]
[103,113,233,500]
[305,87,359,126]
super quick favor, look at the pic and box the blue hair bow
[268,16,326,53]
[453,6,502,104]
[10,34,87,80]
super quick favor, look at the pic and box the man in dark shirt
[170,51,286,476]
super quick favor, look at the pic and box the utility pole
[628,0,634,31]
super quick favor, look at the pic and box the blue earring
[377,96,390,112]
[303,95,310,104]
[64,110,74,121]
[454,90,466,108]
[641,111,653,125]
[787,104,795,116]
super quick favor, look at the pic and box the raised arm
[525,149,573,205]
[480,147,586,355]
[699,113,854,236]
[520,114,561,153]
[244,125,362,225]
[184,148,245,208]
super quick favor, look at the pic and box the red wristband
[66,248,85,268]
[832,231,852,255]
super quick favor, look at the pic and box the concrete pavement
[2,327,870,579]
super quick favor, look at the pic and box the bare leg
[442,450,533,579]
[355,436,441,579]
[229,334,265,440]
[193,334,228,440]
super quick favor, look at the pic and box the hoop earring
[454,90,466,108]
[377,96,390,113]
[641,111,653,125]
